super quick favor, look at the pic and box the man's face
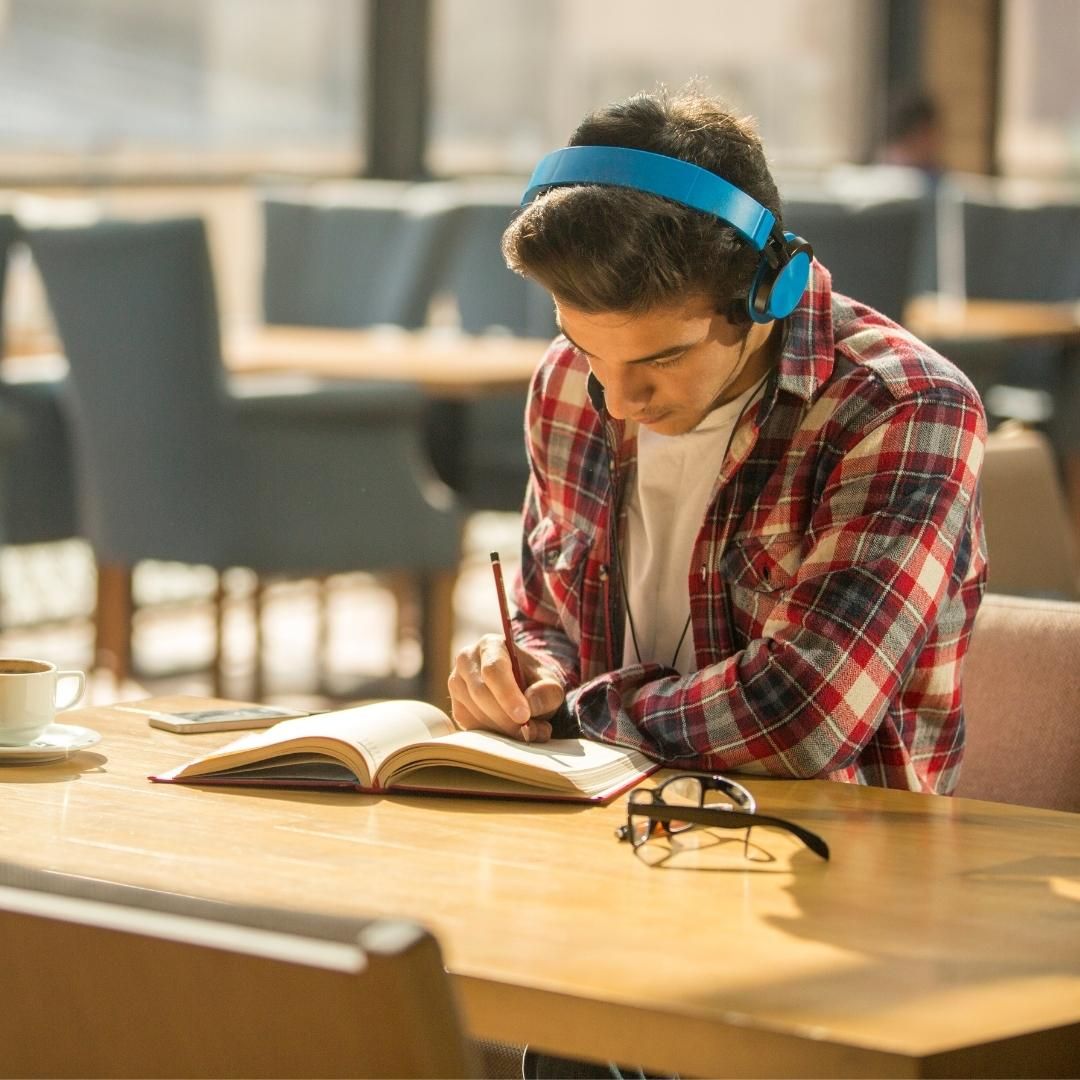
[555,293,776,436]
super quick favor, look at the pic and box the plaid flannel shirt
[510,261,987,793]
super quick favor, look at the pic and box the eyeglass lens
[626,774,757,847]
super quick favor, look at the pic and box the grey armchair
[782,195,928,322]
[953,189,1080,451]
[961,194,1080,303]
[0,212,79,560]
[26,216,464,704]
[423,184,553,513]
[259,180,546,514]
[0,212,17,357]
[260,182,446,330]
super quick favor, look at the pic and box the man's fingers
[522,718,553,743]
[448,637,565,743]
[477,635,530,722]
[448,636,530,739]
[448,693,483,732]
[450,673,522,738]
[525,679,565,722]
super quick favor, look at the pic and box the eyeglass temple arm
[636,805,830,861]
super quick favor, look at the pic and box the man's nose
[596,367,650,420]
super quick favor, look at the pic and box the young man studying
[448,88,987,798]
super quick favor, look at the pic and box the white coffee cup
[0,659,86,746]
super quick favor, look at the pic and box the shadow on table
[0,750,107,783]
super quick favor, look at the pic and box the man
[448,88,986,795]
[876,90,944,179]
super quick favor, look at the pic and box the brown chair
[980,422,1080,599]
[956,592,1080,811]
[0,863,474,1078]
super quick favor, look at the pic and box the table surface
[10,303,1076,396]
[1,324,549,398]
[225,324,549,397]
[2,700,1079,1077]
[903,294,1080,345]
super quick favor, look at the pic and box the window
[428,0,883,176]
[998,0,1080,180]
[0,0,365,182]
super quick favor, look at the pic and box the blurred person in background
[876,89,945,180]
[449,86,986,807]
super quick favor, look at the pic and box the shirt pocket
[526,515,593,643]
[719,530,805,595]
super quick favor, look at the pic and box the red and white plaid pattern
[511,261,987,794]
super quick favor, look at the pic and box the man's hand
[448,633,565,742]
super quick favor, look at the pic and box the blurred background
[0,0,1077,708]
[1,0,1075,181]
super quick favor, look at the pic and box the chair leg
[95,562,133,691]
[417,569,457,709]
[212,574,227,699]
[251,576,266,703]
[315,574,330,694]
[386,570,415,648]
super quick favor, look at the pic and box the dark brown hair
[502,87,781,324]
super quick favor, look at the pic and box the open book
[151,699,659,804]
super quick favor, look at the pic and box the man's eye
[649,354,683,370]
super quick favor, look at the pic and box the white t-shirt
[621,378,765,672]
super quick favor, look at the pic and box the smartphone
[114,699,313,734]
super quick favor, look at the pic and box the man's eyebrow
[556,322,700,366]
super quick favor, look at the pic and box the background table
[225,324,548,397]
[1,700,1078,1077]
[903,295,1080,345]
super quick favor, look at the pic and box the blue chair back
[0,213,18,356]
[961,196,1080,302]
[262,184,445,329]
[26,217,237,565]
[782,196,928,321]
[436,192,556,338]
[420,186,550,511]
[0,213,79,547]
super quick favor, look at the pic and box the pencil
[490,551,526,692]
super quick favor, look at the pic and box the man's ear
[711,305,755,347]
[719,298,754,333]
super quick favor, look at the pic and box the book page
[338,700,456,771]
[380,731,657,799]
[160,699,454,784]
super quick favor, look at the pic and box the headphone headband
[519,144,812,323]
[521,145,776,251]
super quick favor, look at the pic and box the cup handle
[54,670,86,711]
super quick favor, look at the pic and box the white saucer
[0,723,101,764]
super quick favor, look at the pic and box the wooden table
[225,324,549,397]
[3,326,549,396]
[2,700,1078,1077]
[903,295,1080,346]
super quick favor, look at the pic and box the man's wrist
[546,700,579,738]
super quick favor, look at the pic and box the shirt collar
[772,258,836,403]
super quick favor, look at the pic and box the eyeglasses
[616,774,830,861]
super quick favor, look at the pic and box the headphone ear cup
[747,235,813,323]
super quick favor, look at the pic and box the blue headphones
[521,145,812,323]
